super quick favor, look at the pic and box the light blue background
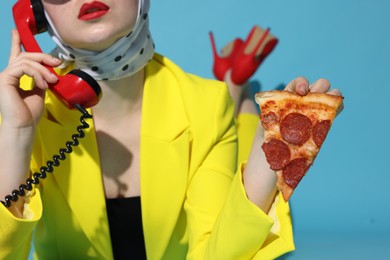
[1,0,389,259]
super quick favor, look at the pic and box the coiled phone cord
[0,104,92,208]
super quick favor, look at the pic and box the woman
[0,0,342,259]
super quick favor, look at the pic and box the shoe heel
[209,31,243,81]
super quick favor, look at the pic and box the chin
[61,21,131,51]
[89,27,131,51]
[84,39,117,52]
[69,33,121,52]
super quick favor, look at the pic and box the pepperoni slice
[282,158,310,188]
[262,139,291,170]
[313,120,331,147]
[280,113,312,146]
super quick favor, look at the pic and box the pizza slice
[255,90,343,201]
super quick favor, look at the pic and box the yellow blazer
[0,54,294,259]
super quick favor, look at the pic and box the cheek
[44,4,75,34]
[50,16,78,44]
[115,15,138,35]
[112,0,139,29]
[105,12,138,40]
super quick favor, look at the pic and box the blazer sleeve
[0,75,44,259]
[184,86,294,259]
[0,188,42,259]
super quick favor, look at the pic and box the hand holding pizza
[284,76,342,97]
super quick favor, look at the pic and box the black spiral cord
[0,104,92,208]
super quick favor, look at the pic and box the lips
[78,1,110,21]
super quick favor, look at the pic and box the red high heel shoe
[230,26,278,85]
[209,31,243,81]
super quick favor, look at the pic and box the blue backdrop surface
[1,0,389,259]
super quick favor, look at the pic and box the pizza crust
[255,90,343,110]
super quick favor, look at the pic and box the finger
[9,29,22,63]
[7,62,58,89]
[8,54,61,84]
[37,54,63,68]
[10,57,59,81]
[12,52,63,68]
[284,76,309,95]
[328,88,343,96]
[309,78,330,93]
[18,65,49,90]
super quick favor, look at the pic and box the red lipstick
[78,1,110,21]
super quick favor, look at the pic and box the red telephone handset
[0,0,102,208]
[12,0,101,109]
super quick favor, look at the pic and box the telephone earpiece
[12,0,101,109]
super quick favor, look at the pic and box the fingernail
[332,89,342,96]
[43,80,49,89]
[299,84,308,93]
[53,57,62,63]
[50,73,58,80]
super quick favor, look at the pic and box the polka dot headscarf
[45,0,154,81]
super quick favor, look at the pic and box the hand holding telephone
[12,0,101,109]
[1,0,102,207]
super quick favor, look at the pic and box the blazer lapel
[140,60,190,259]
[39,93,113,259]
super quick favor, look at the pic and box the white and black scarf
[45,0,154,81]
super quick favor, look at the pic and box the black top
[105,196,147,260]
